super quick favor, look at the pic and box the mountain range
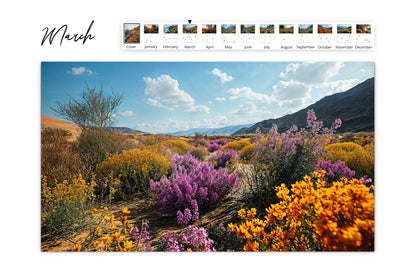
[165,124,253,136]
[233,77,374,135]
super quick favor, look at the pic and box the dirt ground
[41,191,246,252]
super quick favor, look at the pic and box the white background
[1,0,415,276]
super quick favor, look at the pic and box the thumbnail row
[123,23,371,44]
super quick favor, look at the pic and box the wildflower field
[41,109,374,252]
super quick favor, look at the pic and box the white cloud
[71,67,94,75]
[143,74,194,109]
[146,98,166,108]
[187,105,210,114]
[325,79,361,95]
[212,68,233,83]
[271,81,311,110]
[227,87,272,104]
[119,110,134,117]
[215,97,227,101]
[279,62,344,85]
[231,102,257,115]
[272,81,311,101]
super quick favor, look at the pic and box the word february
[41,20,95,46]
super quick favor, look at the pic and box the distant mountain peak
[233,77,374,135]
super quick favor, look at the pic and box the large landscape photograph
[41,62,375,252]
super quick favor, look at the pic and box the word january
[41,20,95,46]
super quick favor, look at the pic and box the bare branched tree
[50,84,124,167]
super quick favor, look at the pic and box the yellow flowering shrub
[238,143,255,162]
[222,139,251,152]
[95,148,170,199]
[160,139,190,155]
[41,174,96,237]
[230,170,374,251]
[326,142,374,178]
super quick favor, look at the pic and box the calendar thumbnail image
[164,24,178,34]
[144,24,159,34]
[279,24,294,33]
[357,24,371,34]
[318,24,332,34]
[260,24,274,33]
[299,24,313,34]
[202,24,217,33]
[241,24,255,34]
[337,24,352,34]
[183,24,197,33]
[221,24,236,34]
[124,23,140,43]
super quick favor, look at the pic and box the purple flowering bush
[158,225,216,252]
[210,148,238,169]
[193,138,209,148]
[131,221,153,251]
[208,142,222,152]
[149,153,240,225]
[316,160,355,185]
[208,138,229,152]
[243,109,342,210]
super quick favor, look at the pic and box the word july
[41,20,95,46]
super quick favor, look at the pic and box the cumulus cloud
[227,87,272,104]
[119,110,134,117]
[143,74,194,109]
[187,105,210,114]
[231,102,257,115]
[70,67,94,75]
[271,81,311,109]
[215,97,227,101]
[279,62,344,85]
[146,98,166,109]
[325,78,361,95]
[212,68,233,83]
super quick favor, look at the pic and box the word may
[41,20,95,46]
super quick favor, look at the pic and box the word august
[41,20,95,46]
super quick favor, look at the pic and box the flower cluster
[243,109,342,210]
[187,145,208,161]
[41,174,96,237]
[208,138,229,152]
[326,141,374,179]
[210,148,238,169]
[131,221,153,252]
[74,207,152,252]
[230,171,374,251]
[222,139,251,152]
[316,160,355,184]
[149,153,240,225]
[160,139,190,155]
[159,225,216,252]
[95,148,170,199]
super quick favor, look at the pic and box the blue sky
[41,62,374,134]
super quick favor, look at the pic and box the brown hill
[41,115,80,140]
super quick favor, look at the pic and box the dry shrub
[41,128,88,184]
